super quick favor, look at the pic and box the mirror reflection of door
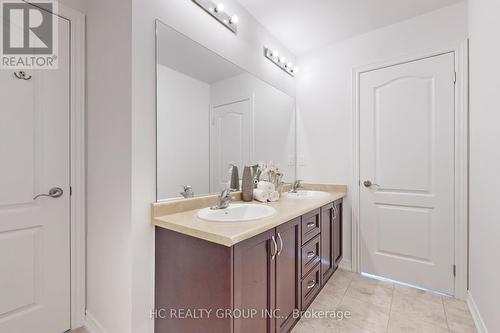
[210,99,253,192]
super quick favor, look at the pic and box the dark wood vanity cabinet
[274,218,302,333]
[234,217,301,333]
[155,199,342,333]
[233,229,276,333]
[333,199,343,267]
[320,199,344,287]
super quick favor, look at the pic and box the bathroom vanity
[153,188,345,333]
[153,20,346,333]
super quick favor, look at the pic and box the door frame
[24,1,87,328]
[351,42,469,299]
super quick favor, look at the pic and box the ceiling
[237,0,463,55]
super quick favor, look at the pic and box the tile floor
[70,270,477,333]
[292,269,477,333]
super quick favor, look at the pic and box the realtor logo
[1,0,58,69]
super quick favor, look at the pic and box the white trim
[339,259,352,272]
[453,41,469,300]
[467,291,489,333]
[351,44,469,299]
[25,1,87,328]
[85,311,109,333]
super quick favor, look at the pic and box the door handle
[277,233,283,257]
[363,180,381,188]
[331,206,338,220]
[34,187,64,200]
[271,236,278,261]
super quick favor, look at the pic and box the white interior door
[359,53,455,295]
[210,99,253,192]
[0,14,71,333]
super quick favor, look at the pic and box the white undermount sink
[284,190,330,199]
[197,204,277,222]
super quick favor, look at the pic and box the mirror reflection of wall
[156,21,296,201]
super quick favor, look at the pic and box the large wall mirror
[156,21,296,201]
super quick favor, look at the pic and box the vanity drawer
[301,235,321,277]
[301,209,321,245]
[301,264,321,310]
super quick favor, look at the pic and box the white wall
[58,0,86,14]
[157,66,210,200]
[296,2,467,268]
[468,0,500,331]
[130,1,296,333]
[86,0,133,332]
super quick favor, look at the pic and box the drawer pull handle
[307,280,316,289]
[307,251,316,259]
[307,222,315,228]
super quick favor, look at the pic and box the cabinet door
[275,218,301,333]
[320,202,335,285]
[333,200,343,267]
[234,230,276,333]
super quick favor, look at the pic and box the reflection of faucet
[211,189,233,210]
[180,185,194,198]
[290,180,303,193]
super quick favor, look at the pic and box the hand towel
[257,181,275,192]
[269,191,280,202]
[253,189,271,203]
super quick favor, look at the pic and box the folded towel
[269,191,280,202]
[253,189,271,203]
[257,181,275,192]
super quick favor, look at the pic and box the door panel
[0,12,70,333]
[333,201,343,267]
[359,53,455,294]
[234,230,275,333]
[320,203,334,284]
[275,218,301,333]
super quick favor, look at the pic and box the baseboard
[85,310,109,333]
[339,259,352,271]
[467,291,488,333]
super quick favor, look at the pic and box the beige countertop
[152,184,347,247]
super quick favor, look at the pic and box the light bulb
[216,3,225,12]
[230,15,239,24]
[280,57,286,64]
[208,7,214,12]
[223,19,229,24]
[286,62,293,68]
[273,51,279,59]
[293,67,299,73]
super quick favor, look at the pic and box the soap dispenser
[241,166,254,202]
[229,164,240,191]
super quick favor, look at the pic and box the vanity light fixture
[192,0,238,34]
[264,47,298,77]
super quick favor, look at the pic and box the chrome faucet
[290,180,303,193]
[180,185,194,198]
[211,188,233,210]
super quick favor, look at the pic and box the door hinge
[453,72,457,84]
[453,264,456,277]
[70,186,73,196]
